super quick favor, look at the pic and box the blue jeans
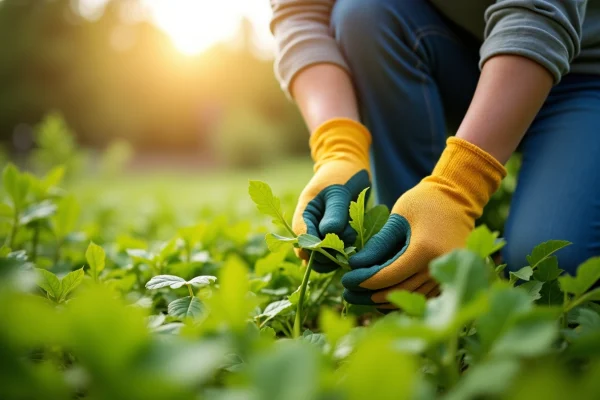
[331,0,600,275]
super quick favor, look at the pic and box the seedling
[145,274,216,319]
[248,181,388,337]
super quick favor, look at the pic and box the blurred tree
[0,0,307,160]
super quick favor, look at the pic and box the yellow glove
[342,137,506,308]
[293,118,371,273]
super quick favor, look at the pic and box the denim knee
[331,0,411,61]
[332,0,382,53]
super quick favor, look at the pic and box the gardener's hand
[342,138,506,308]
[293,118,371,273]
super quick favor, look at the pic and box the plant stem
[293,251,315,338]
[316,248,350,270]
[443,335,460,388]
[283,220,296,238]
[284,319,294,337]
[187,284,194,298]
[305,269,341,322]
[314,271,338,306]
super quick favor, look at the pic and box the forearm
[456,55,553,164]
[291,64,360,133]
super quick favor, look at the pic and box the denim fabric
[331,0,600,275]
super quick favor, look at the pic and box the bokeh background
[1,0,307,168]
[0,0,515,234]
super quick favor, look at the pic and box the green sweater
[270,0,600,97]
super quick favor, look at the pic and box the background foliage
[0,133,599,399]
[0,0,305,165]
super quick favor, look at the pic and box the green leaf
[265,233,297,252]
[349,188,368,249]
[53,195,80,239]
[318,233,346,253]
[145,275,187,290]
[258,299,293,321]
[526,240,571,269]
[573,308,600,331]
[430,250,489,304]
[147,314,166,329]
[490,310,557,357]
[19,200,57,225]
[157,237,179,261]
[301,329,327,349]
[3,163,30,210]
[260,326,277,339]
[319,308,354,351]
[168,296,203,319]
[188,275,217,287]
[86,241,106,282]
[255,250,288,276]
[539,279,564,306]
[36,268,62,299]
[477,286,532,354]
[297,233,345,254]
[250,341,320,400]
[248,180,290,231]
[509,266,533,283]
[425,250,491,330]
[2,163,19,201]
[559,257,600,295]
[495,263,507,275]
[387,291,426,317]
[466,225,505,258]
[533,256,563,282]
[126,248,154,263]
[42,165,65,191]
[222,353,245,372]
[564,308,600,356]
[339,334,417,400]
[206,255,258,332]
[336,254,350,266]
[58,268,84,302]
[363,205,389,244]
[446,359,520,400]
[0,202,14,219]
[288,284,310,306]
[297,234,322,249]
[520,280,544,301]
[578,287,600,303]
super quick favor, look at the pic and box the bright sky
[76,0,274,56]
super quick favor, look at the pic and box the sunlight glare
[145,0,244,55]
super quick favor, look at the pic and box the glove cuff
[427,137,507,217]
[309,118,371,172]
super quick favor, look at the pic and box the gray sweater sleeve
[481,0,587,83]
[270,0,348,98]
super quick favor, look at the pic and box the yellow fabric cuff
[309,118,372,172]
[428,137,507,214]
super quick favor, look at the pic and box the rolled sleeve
[480,0,587,83]
[270,0,348,98]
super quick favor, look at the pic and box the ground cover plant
[1,157,600,400]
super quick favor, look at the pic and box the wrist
[310,118,371,172]
[426,137,507,213]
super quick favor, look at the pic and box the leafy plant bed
[1,163,599,400]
